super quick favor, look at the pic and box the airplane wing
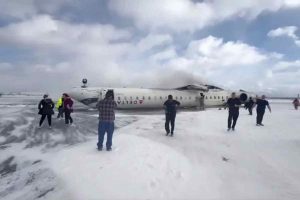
[175,84,208,91]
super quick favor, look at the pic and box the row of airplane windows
[116,95,229,101]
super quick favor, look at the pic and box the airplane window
[165,96,167,99]
[142,96,145,100]
[218,96,220,99]
[189,97,191,100]
[205,96,208,99]
[222,96,224,99]
[148,96,151,100]
[136,96,138,100]
[117,97,121,100]
[175,96,178,100]
[214,96,216,99]
[180,96,182,100]
[210,96,212,99]
[160,96,162,100]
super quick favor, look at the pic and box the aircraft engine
[82,78,88,88]
[239,93,248,102]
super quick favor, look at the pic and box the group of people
[226,93,272,131]
[38,90,274,151]
[96,91,276,151]
[38,93,74,128]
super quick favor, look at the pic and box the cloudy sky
[0,0,300,96]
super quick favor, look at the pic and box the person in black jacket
[226,92,241,131]
[253,95,271,126]
[38,94,55,128]
[163,95,180,136]
[246,97,255,115]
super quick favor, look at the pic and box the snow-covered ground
[1,97,300,200]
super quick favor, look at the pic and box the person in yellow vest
[56,95,64,118]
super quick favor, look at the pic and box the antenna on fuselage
[82,78,88,88]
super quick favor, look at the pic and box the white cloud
[109,0,214,32]
[0,0,72,19]
[0,15,131,49]
[109,0,300,32]
[137,34,173,52]
[0,15,134,92]
[0,63,13,71]
[284,0,300,7]
[268,26,300,46]
[149,48,177,62]
[273,60,300,73]
[249,60,300,96]
[185,36,267,67]
[268,26,298,39]
[0,13,298,96]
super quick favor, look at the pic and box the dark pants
[165,112,176,134]
[57,107,64,118]
[65,110,73,124]
[97,121,114,149]
[248,107,253,115]
[256,110,265,124]
[228,111,239,129]
[39,114,52,126]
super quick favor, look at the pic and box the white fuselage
[69,87,243,109]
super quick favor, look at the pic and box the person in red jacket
[293,98,299,110]
[63,93,74,125]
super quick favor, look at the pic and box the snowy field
[1,96,300,200]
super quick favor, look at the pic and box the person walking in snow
[199,93,205,110]
[56,94,64,118]
[246,97,255,115]
[253,95,271,126]
[226,92,241,131]
[38,94,55,128]
[97,90,117,151]
[63,93,74,125]
[163,95,180,136]
[293,98,299,110]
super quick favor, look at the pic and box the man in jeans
[97,91,117,151]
